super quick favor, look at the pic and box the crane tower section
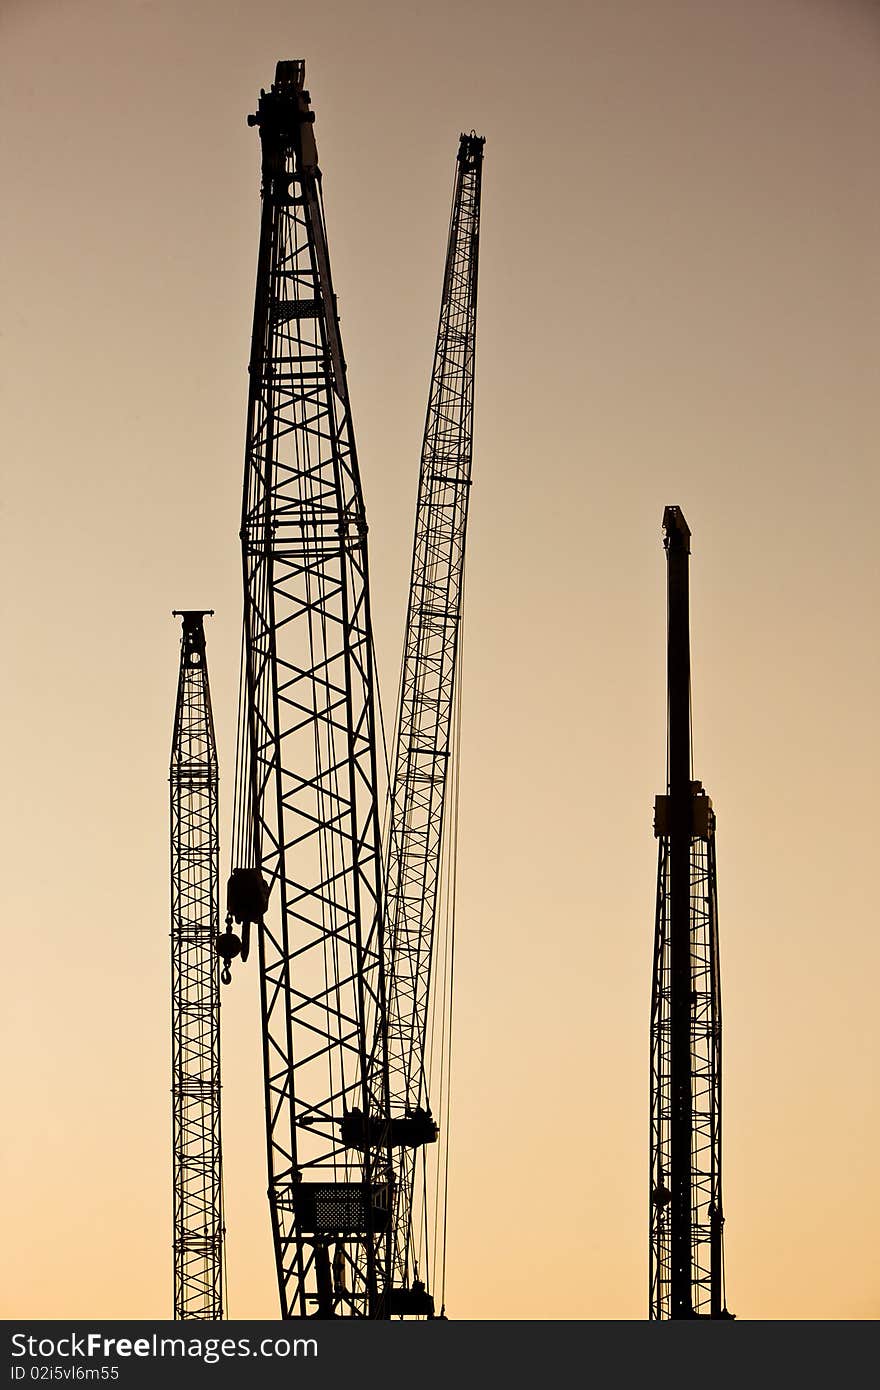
[170,610,223,1320]
[370,133,484,1317]
[650,508,733,1320]
[230,61,390,1319]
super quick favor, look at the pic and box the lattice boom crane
[365,133,484,1319]
[170,610,224,1320]
[226,61,391,1320]
[650,508,733,1319]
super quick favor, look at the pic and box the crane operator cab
[217,867,269,983]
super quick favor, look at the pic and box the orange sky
[1,0,878,1319]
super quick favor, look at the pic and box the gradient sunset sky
[1,0,878,1319]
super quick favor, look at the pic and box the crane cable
[438,579,464,1314]
[221,1160,230,1318]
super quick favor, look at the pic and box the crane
[650,508,733,1319]
[226,61,391,1320]
[169,610,224,1319]
[366,133,484,1319]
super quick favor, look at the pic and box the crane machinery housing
[366,131,484,1319]
[650,508,733,1319]
[169,610,224,1320]
[226,61,392,1320]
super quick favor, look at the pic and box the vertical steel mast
[650,508,732,1319]
[365,134,483,1318]
[170,610,223,1320]
[229,61,390,1319]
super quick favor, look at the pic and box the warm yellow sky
[1,0,878,1320]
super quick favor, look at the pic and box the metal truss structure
[170,610,223,1320]
[230,62,390,1319]
[370,134,484,1318]
[650,508,732,1319]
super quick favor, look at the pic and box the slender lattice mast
[650,508,732,1319]
[170,609,223,1320]
[366,134,483,1319]
[226,61,390,1319]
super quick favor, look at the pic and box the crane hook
[216,916,244,984]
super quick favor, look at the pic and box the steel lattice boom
[170,610,223,1320]
[650,508,733,1320]
[368,134,483,1318]
[229,61,390,1320]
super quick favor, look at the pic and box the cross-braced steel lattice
[651,812,726,1317]
[170,610,223,1320]
[649,508,731,1320]
[230,61,390,1319]
[367,134,483,1319]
